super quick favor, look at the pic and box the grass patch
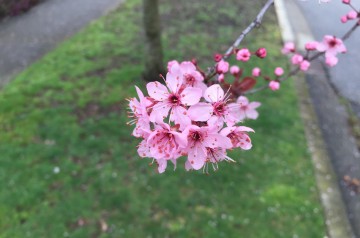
[0,0,326,237]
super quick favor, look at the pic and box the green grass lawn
[0,0,326,237]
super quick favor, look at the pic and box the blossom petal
[188,102,213,121]
[147,81,168,101]
[157,159,167,173]
[245,109,259,119]
[150,102,171,123]
[203,133,232,149]
[166,72,182,93]
[181,87,202,106]
[188,144,207,170]
[204,84,224,102]
[170,106,191,130]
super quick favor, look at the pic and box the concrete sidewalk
[0,0,124,86]
[275,0,360,237]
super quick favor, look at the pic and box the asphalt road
[294,0,360,114]
[0,0,124,86]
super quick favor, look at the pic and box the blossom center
[185,74,195,85]
[329,39,337,47]
[168,94,180,106]
[213,102,225,116]
[190,131,202,142]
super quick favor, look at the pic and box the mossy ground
[0,0,326,237]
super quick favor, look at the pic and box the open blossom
[184,125,232,170]
[316,35,346,57]
[147,75,201,129]
[221,126,254,150]
[128,86,151,137]
[174,61,207,91]
[188,84,241,128]
[236,96,261,120]
[147,123,187,160]
[236,48,251,62]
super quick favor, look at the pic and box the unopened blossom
[342,0,350,4]
[300,60,311,71]
[274,67,284,76]
[184,125,232,170]
[325,55,339,67]
[347,10,358,20]
[218,74,225,83]
[341,15,348,23]
[291,54,304,65]
[269,80,280,91]
[255,48,267,58]
[188,84,241,127]
[305,41,318,51]
[221,126,254,150]
[167,60,179,72]
[252,67,261,77]
[216,60,229,74]
[213,53,222,62]
[236,48,251,62]
[230,65,240,76]
[317,35,347,57]
[236,96,261,120]
[281,42,295,54]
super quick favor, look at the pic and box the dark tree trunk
[142,0,165,82]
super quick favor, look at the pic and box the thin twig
[205,0,274,82]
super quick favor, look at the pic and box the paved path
[294,0,360,115]
[0,0,124,86]
[277,1,360,237]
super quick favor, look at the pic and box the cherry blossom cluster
[282,35,347,69]
[128,61,260,173]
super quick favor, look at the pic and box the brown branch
[204,0,275,82]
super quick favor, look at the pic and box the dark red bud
[255,48,267,58]
[213,54,222,62]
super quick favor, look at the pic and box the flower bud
[252,67,261,77]
[274,67,284,77]
[213,53,222,62]
[255,48,267,58]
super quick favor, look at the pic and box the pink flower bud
[341,15,348,23]
[252,67,261,77]
[305,41,318,51]
[347,10,358,20]
[274,67,284,76]
[191,58,198,66]
[214,53,222,62]
[269,81,280,91]
[342,0,350,4]
[230,65,240,76]
[167,60,179,72]
[300,60,310,71]
[291,54,304,65]
[236,48,251,62]
[281,42,295,54]
[216,60,229,74]
[255,48,267,58]
[218,74,225,83]
[325,55,338,67]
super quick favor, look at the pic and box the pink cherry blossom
[347,10,358,20]
[269,81,280,91]
[291,54,304,65]
[342,0,350,4]
[305,41,318,51]
[274,67,284,76]
[230,65,240,76]
[216,60,229,74]
[300,60,311,71]
[147,75,202,129]
[281,42,295,54]
[221,126,254,150]
[236,96,261,120]
[255,47,267,58]
[317,35,347,57]
[188,84,241,127]
[325,55,339,67]
[128,86,151,138]
[252,67,261,77]
[236,48,251,62]
[184,125,232,170]
[175,61,207,92]
[147,123,187,160]
[218,73,225,83]
[341,15,348,23]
